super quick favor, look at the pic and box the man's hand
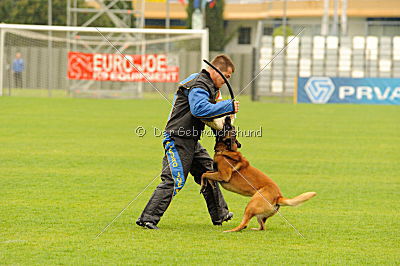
[233,101,240,113]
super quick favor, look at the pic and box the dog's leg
[225,191,275,233]
[200,171,222,193]
[201,169,233,193]
[200,179,216,194]
[207,179,216,189]
[200,175,207,193]
[202,169,232,183]
[202,171,223,181]
[233,162,243,172]
[224,202,256,233]
[251,215,265,231]
[254,188,278,231]
[262,217,268,224]
[223,210,253,233]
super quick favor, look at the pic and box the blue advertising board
[296,77,400,105]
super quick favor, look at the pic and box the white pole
[66,0,71,95]
[48,0,53,97]
[165,0,170,52]
[331,0,339,36]
[201,28,209,69]
[202,0,206,30]
[0,29,4,96]
[0,24,206,35]
[141,0,145,28]
[166,0,170,30]
[321,0,329,36]
[341,0,348,36]
[283,0,287,39]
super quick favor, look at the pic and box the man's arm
[188,88,234,119]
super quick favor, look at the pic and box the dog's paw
[223,226,246,233]
[200,186,206,194]
[200,176,207,194]
[200,182,207,194]
[223,229,240,233]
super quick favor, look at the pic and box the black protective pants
[138,136,229,225]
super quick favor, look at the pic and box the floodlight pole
[341,0,348,36]
[0,28,4,96]
[201,0,207,30]
[166,0,170,30]
[321,0,329,36]
[282,0,287,39]
[165,0,170,55]
[48,0,53,97]
[331,0,339,36]
[201,28,209,68]
[282,0,288,95]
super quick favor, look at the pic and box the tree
[0,0,68,50]
[0,0,128,27]
[205,0,225,51]
[0,0,66,25]
[186,0,235,51]
[272,25,294,38]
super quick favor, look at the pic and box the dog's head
[215,116,242,152]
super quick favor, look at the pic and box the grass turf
[0,96,399,264]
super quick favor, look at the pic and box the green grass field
[1,96,399,264]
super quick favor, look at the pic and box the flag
[208,0,216,8]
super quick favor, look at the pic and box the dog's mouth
[215,116,242,151]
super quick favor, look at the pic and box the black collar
[201,69,219,92]
[201,68,211,78]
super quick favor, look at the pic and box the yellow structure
[128,0,400,53]
[134,0,400,20]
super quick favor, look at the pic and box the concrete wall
[224,21,258,54]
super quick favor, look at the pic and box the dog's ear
[235,139,242,149]
[224,116,232,131]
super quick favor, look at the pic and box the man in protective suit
[136,54,240,229]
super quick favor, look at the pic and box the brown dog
[201,117,316,232]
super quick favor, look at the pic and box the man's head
[15,52,21,59]
[207,54,235,89]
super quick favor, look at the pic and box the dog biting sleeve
[163,133,186,196]
[188,88,234,119]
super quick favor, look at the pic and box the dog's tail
[278,192,317,207]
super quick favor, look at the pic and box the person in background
[12,52,24,88]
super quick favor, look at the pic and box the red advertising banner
[67,52,179,82]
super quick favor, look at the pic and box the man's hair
[210,54,235,73]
